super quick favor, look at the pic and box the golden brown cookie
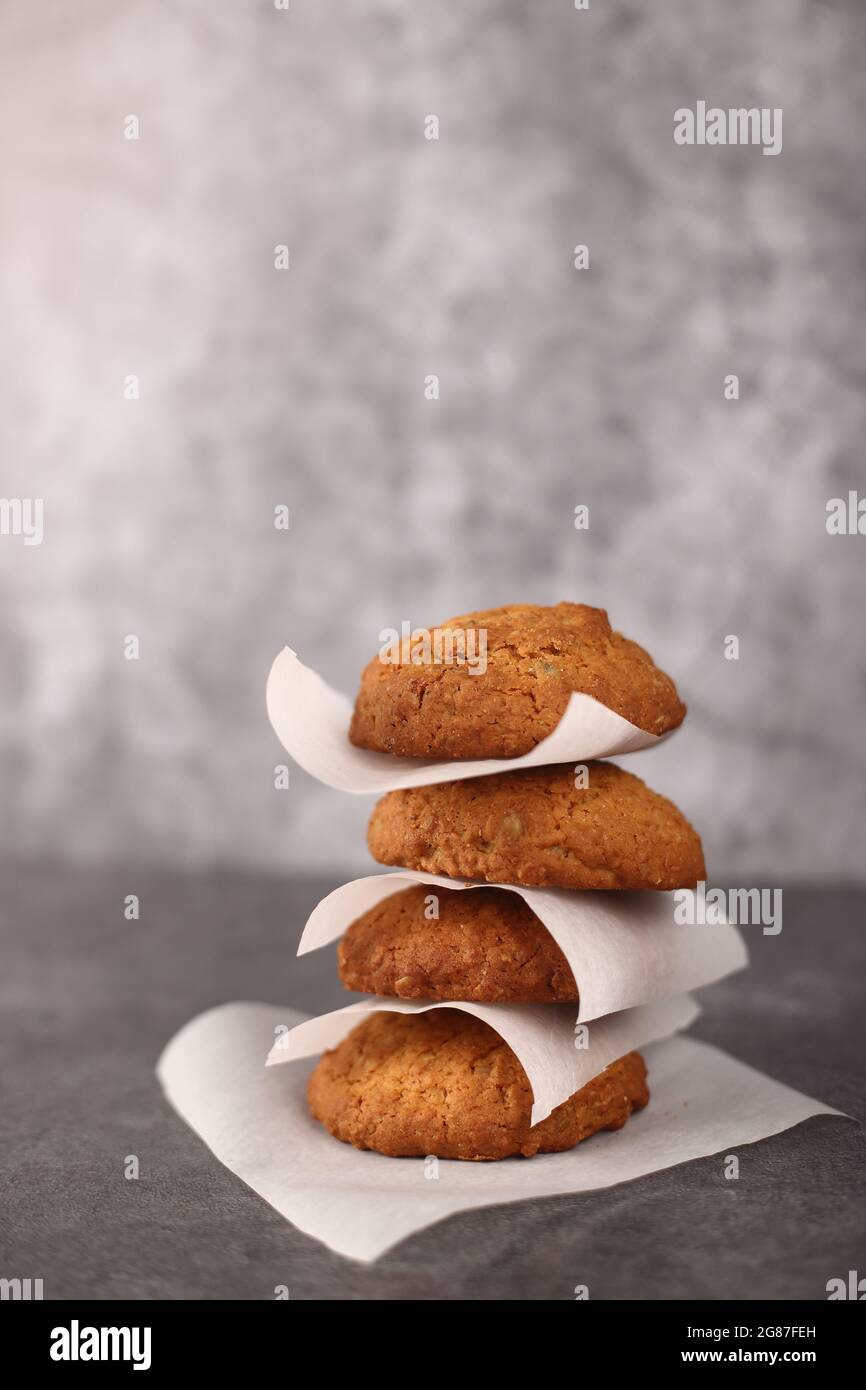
[338,884,579,1003]
[307,1010,649,1160]
[349,603,685,760]
[367,761,705,891]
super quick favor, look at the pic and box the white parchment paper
[266,646,662,793]
[157,1003,845,1264]
[298,871,747,1022]
[266,993,699,1126]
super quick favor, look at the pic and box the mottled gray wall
[3,0,865,879]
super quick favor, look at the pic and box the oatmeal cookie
[307,1009,649,1160]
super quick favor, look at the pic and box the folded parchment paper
[298,871,747,1022]
[266,993,699,1125]
[157,1003,845,1264]
[266,647,663,793]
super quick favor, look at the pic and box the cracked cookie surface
[349,602,686,759]
[367,761,706,890]
[338,883,579,1003]
[307,1010,649,1160]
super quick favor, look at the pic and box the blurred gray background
[2,0,865,880]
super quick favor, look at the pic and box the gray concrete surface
[1,863,862,1300]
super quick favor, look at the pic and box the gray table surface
[1,863,863,1301]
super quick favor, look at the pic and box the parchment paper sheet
[266,993,699,1126]
[299,871,747,1023]
[266,647,662,793]
[157,1003,845,1264]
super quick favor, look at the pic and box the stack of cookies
[306,603,706,1161]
